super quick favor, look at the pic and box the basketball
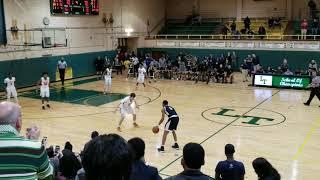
[152,126,159,134]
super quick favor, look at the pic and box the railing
[148,34,320,41]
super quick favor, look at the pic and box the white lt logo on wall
[202,107,286,127]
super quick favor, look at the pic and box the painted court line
[159,90,280,173]
[292,118,320,160]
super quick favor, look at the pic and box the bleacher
[158,19,222,35]
[226,19,288,39]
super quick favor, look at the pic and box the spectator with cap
[0,102,53,179]
[128,137,161,180]
[57,57,67,85]
[215,144,245,180]
[165,143,213,180]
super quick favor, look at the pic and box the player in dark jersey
[157,100,179,152]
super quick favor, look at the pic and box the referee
[57,57,67,86]
[304,74,320,107]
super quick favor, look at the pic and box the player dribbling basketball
[4,73,18,104]
[115,93,140,132]
[38,73,50,110]
[157,100,179,152]
[102,66,112,94]
[136,64,146,89]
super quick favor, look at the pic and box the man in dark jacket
[165,143,214,180]
[128,137,161,180]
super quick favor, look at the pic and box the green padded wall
[138,48,320,71]
[0,51,116,91]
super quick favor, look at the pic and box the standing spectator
[258,25,266,39]
[252,54,260,73]
[230,20,237,35]
[114,55,123,75]
[165,143,213,180]
[128,137,161,180]
[84,131,99,151]
[274,16,281,28]
[304,75,320,106]
[47,146,60,177]
[244,16,251,31]
[0,102,53,179]
[224,65,234,84]
[301,19,308,40]
[252,157,280,180]
[231,52,238,68]
[311,18,319,35]
[240,60,249,82]
[216,64,225,83]
[215,144,245,180]
[308,59,318,76]
[132,55,140,77]
[82,134,132,180]
[280,59,289,73]
[57,57,67,85]
[58,143,82,180]
[145,55,153,72]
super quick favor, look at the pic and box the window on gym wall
[0,0,6,45]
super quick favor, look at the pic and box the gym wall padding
[0,51,116,91]
[138,48,320,71]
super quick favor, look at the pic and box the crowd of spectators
[0,101,281,180]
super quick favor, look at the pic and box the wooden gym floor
[7,74,320,180]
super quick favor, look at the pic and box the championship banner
[253,74,311,89]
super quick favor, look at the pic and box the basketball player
[157,100,179,152]
[115,93,140,132]
[102,66,112,94]
[4,73,18,103]
[136,64,146,89]
[38,73,50,110]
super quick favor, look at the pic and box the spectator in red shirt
[301,19,308,40]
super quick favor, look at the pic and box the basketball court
[9,74,319,180]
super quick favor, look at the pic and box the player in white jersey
[115,93,140,132]
[3,73,18,103]
[136,64,146,89]
[38,73,50,110]
[102,66,112,94]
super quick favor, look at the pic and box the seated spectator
[311,18,319,35]
[252,157,280,180]
[234,30,241,39]
[47,146,60,177]
[221,24,231,38]
[295,69,303,75]
[268,17,275,28]
[230,20,237,35]
[256,65,265,74]
[244,16,251,31]
[58,142,82,179]
[224,65,234,84]
[276,66,282,74]
[128,137,161,180]
[216,64,225,83]
[258,25,266,39]
[165,143,213,180]
[308,59,318,76]
[84,131,99,152]
[274,16,281,28]
[247,29,255,39]
[266,66,275,74]
[215,144,245,180]
[82,134,132,180]
[0,102,53,179]
[284,69,294,75]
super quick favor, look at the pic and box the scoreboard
[50,0,99,15]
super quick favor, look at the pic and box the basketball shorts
[105,78,112,87]
[137,75,145,83]
[164,117,179,131]
[120,107,136,118]
[40,88,50,98]
[6,87,17,98]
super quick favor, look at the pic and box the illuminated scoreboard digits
[50,0,99,15]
